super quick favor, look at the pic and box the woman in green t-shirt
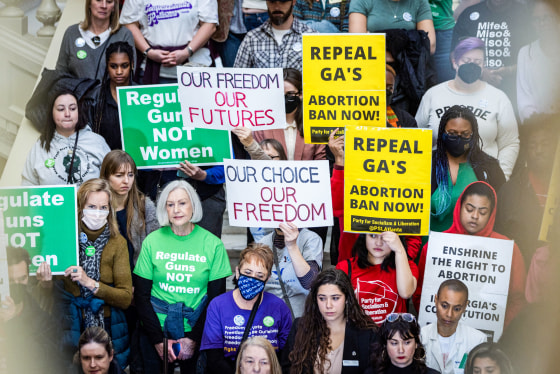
[133,180,232,373]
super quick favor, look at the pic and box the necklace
[92,35,101,46]
[388,0,400,19]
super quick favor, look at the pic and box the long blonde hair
[235,337,282,374]
[80,0,121,34]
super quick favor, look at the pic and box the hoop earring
[414,346,426,361]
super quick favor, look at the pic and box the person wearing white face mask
[54,178,132,368]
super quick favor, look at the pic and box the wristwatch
[143,47,152,57]
[92,281,100,293]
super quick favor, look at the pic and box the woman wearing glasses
[282,269,378,374]
[428,105,505,235]
[369,313,439,374]
[416,37,519,180]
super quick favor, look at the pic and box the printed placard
[344,126,432,235]
[118,84,232,169]
[0,186,78,275]
[303,34,386,143]
[224,159,333,228]
[177,67,286,130]
[418,232,514,342]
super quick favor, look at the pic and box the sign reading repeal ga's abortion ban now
[224,159,333,228]
[344,126,432,235]
[118,84,232,169]
[177,67,287,130]
[303,33,386,143]
[0,185,78,275]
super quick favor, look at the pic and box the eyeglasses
[445,131,473,141]
[386,313,416,323]
[269,155,280,160]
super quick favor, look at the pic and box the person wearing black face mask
[386,65,417,129]
[201,244,292,374]
[0,247,64,373]
[416,37,520,180]
[426,105,506,239]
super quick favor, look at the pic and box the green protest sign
[0,185,78,275]
[118,84,233,169]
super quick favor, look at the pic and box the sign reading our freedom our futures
[0,186,78,275]
[118,84,233,169]
[177,67,287,130]
[418,232,514,342]
[303,34,386,144]
[344,126,432,235]
[224,159,333,228]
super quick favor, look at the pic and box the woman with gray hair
[133,180,232,373]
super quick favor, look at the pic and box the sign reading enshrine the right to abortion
[418,232,514,342]
[344,126,432,235]
[224,159,333,228]
[0,185,78,275]
[302,33,386,143]
[118,84,233,168]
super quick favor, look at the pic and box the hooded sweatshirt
[22,125,110,186]
[414,181,526,327]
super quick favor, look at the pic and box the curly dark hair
[288,269,377,374]
[370,317,429,374]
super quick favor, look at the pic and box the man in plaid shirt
[234,0,316,71]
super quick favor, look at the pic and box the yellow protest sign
[344,126,432,235]
[538,139,560,241]
[303,34,386,144]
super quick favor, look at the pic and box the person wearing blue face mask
[201,244,292,374]
[427,105,506,241]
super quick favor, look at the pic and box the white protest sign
[224,159,333,228]
[177,67,286,130]
[418,232,513,342]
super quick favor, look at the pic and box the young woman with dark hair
[282,269,378,374]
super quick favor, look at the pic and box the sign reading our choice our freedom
[224,159,333,228]
[303,34,386,144]
[118,84,233,169]
[0,186,78,275]
[177,67,287,130]
[418,232,514,342]
[344,126,432,235]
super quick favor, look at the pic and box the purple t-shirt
[201,291,292,359]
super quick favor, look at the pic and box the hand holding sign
[65,266,95,291]
[178,161,207,181]
[328,128,344,166]
[36,261,53,288]
[279,222,300,250]
[232,127,255,148]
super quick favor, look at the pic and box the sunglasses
[386,313,416,323]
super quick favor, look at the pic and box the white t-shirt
[120,0,218,74]
[438,333,456,369]
[415,81,519,179]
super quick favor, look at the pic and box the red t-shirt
[337,258,419,325]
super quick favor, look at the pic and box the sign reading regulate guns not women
[177,67,287,130]
[303,34,386,144]
[0,185,78,275]
[118,84,232,168]
[344,126,432,235]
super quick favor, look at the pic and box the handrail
[0,0,85,186]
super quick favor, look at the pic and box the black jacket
[281,318,378,374]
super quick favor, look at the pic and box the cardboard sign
[118,84,233,169]
[303,34,386,143]
[344,126,432,235]
[539,139,560,241]
[224,159,333,228]
[177,67,286,130]
[0,186,78,275]
[418,232,514,342]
